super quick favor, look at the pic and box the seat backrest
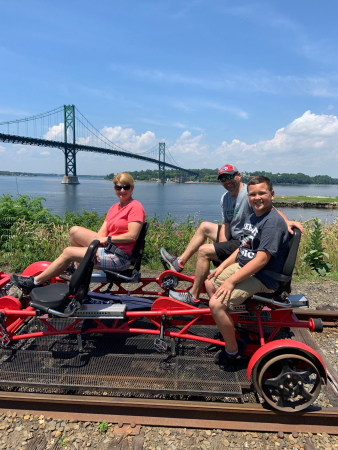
[131,222,149,271]
[69,239,100,304]
[282,228,302,277]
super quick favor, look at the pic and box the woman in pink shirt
[11,172,145,293]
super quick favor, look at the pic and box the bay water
[1,175,338,224]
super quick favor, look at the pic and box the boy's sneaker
[10,275,41,294]
[214,339,248,365]
[160,248,184,273]
[169,290,200,306]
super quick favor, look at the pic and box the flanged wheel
[257,353,322,412]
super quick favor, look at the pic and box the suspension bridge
[0,105,198,184]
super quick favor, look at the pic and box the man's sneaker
[160,248,184,273]
[10,275,41,294]
[214,339,248,365]
[169,290,200,306]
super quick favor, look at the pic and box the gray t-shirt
[221,184,253,240]
[237,208,289,291]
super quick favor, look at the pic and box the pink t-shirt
[105,200,145,255]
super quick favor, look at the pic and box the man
[160,164,302,305]
[205,176,289,365]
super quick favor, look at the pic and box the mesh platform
[0,318,250,397]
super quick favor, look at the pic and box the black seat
[30,240,100,312]
[248,228,302,307]
[104,222,149,284]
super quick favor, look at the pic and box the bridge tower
[158,142,165,184]
[61,105,79,185]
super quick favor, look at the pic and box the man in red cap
[160,164,303,305]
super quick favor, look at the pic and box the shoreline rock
[273,200,338,209]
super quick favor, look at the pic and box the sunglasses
[114,184,131,191]
[219,173,237,182]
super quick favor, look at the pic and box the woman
[11,172,145,293]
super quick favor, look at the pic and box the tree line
[105,169,338,185]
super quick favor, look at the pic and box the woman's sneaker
[64,262,76,276]
[160,248,184,273]
[214,339,248,365]
[10,275,42,294]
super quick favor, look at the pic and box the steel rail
[0,391,337,433]
[294,309,338,326]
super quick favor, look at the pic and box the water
[1,175,338,224]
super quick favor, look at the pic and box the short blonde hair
[113,172,134,188]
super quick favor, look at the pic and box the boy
[205,176,289,366]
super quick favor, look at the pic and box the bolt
[279,385,284,390]
[286,374,291,379]
[298,381,302,385]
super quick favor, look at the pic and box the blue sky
[1,0,338,176]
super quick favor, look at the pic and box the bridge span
[0,105,198,184]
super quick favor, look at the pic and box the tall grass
[1,194,337,280]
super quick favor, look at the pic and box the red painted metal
[0,266,328,406]
[21,261,51,277]
[246,339,327,381]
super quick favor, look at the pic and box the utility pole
[61,105,79,184]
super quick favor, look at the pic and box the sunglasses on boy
[114,184,131,191]
[219,172,238,182]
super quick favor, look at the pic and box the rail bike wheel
[255,352,322,412]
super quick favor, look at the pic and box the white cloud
[43,123,66,141]
[0,145,5,153]
[17,147,27,154]
[110,63,338,98]
[167,131,209,159]
[212,111,338,169]
[40,151,50,155]
[203,102,248,119]
[100,126,157,153]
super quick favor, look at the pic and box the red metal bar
[178,315,201,335]
[39,318,57,332]
[256,313,265,346]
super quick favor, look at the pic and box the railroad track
[0,391,338,434]
[294,309,338,326]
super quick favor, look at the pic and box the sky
[1,0,338,177]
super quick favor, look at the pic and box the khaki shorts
[210,263,275,309]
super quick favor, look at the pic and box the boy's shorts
[210,263,275,309]
[95,248,131,272]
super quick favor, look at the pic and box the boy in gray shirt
[205,176,289,366]
[161,164,301,306]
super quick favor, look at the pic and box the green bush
[143,214,201,270]
[300,218,333,276]
[2,194,338,280]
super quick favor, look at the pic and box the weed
[97,421,109,433]
[58,436,67,447]
[301,218,333,276]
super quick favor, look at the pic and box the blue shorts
[95,247,131,272]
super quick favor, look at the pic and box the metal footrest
[90,272,108,284]
[0,319,248,397]
[73,304,126,318]
[289,294,309,308]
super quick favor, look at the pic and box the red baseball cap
[218,164,239,179]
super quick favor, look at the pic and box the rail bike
[0,225,327,412]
